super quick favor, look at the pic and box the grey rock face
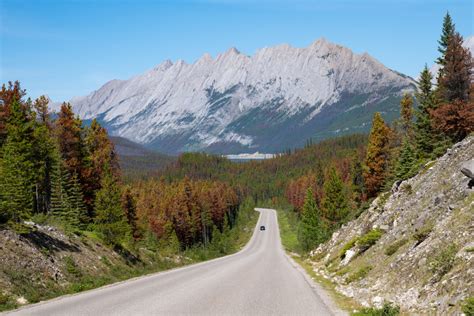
[310,136,474,314]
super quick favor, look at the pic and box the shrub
[64,256,82,278]
[352,302,400,316]
[462,297,474,316]
[413,225,432,245]
[429,244,457,281]
[384,239,408,256]
[346,265,372,284]
[340,237,358,259]
[358,229,383,252]
[0,293,9,305]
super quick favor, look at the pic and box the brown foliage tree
[364,113,391,198]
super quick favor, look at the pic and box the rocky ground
[0,222,187,310]
[309,136,474,315]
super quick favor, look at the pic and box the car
[260,225,265,231]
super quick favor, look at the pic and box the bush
[0,293,9,305]
[429,244,457,281]
[384,239,408,256]
[340,237,358,259]
[413,225,432,245]
[64,256,82,278]
[346,265,372,284]
[462,297,474,316]
[358,229,383,252]
[352,302,400,316]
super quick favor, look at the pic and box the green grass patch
[412,224,433,245]
[429,244,458,281]
[462,297,474,316]
[346,265,373,284]
[275,206,302,254]
[384,239,408,256]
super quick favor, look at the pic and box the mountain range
[64,38,418,154]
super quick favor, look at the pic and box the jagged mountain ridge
[69,38,416,154]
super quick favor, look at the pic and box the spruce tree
[94,170,130,245]
[0,99,35,224]
[414,66,437,158]
[364,113,391,198]
[322,166,349,223]
[298,188,327,252]
[394,139,416,181]
[437,12,455,65]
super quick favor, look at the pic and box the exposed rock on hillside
[310,136,474,314]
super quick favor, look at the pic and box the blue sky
[0,0,472,102]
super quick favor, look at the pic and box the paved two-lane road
[8,208,338,316]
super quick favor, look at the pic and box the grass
[412,224,433,245]
[0,200,259,313]
[461,297,474,316]
[340,229,383,259]
[384,239,408,256]
[292,255,362,312]
[352,302,400,316]
[429,244,458,281]
[346,265,372,284]
[275,206,302,254]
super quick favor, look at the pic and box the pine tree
[94,170,130,245]
[364,113,391,198]
[322,166,349,223]
[298,188,327,251]
[0,81,26,147]
[437,12,455,65]
[351,154,365,206]
[414,66,442,158]
[0,99,35,224]
[431,33,474,142]
[437,32,472,103]
[121,187,140,240]
[394,139,416,181]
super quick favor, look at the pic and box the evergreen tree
[437,12,455,65]
[322,166,349,223]
[351,154,365,206]
[94,170,130,245]
[121,187,140,240]
[414,66,441,158]
[0,81,26,147]
[431,33,474,142]
[394,139,417,181]
[364,113,391,198]
[32,96,55,214]
[437,32,472,103]
[298,188,327,251]
[0,99,35,224]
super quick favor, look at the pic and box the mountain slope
[68,38,415,154]
[110,136,175,179]
[309,136,474,314]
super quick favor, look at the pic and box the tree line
[0,88,246,250]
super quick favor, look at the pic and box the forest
[0,12,472,260]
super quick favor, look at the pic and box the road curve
[7,208,335,316]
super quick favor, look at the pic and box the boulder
[460,160,474,179]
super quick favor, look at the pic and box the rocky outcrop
[310,136,474,314]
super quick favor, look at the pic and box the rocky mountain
[68,38,416,154]
[308,136,474,314]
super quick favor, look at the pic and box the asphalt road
[7,208,337,316]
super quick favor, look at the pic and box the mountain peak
[69,37,415,154]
